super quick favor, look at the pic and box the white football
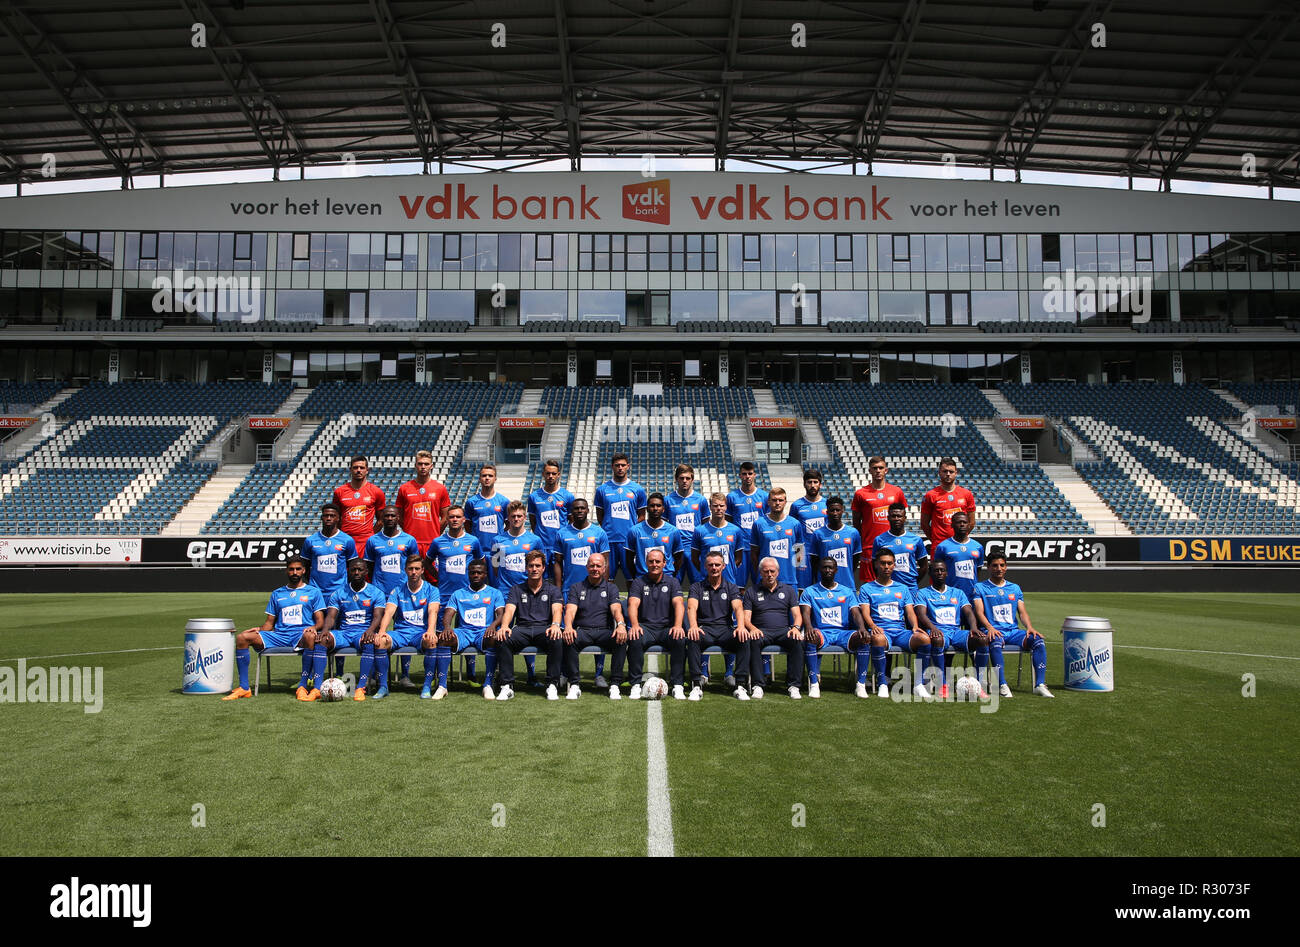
[319,677,348,702]
[642,676,669,700]
[955,675,982,701]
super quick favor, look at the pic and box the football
[954,675,982,701]
[642,676,669,700]
[319,678,348,702]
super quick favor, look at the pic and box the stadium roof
[2,0,1299,190]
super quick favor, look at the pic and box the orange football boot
[222,686,252,700]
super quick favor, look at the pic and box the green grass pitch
[0,591,1296,857]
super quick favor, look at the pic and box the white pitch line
[0,646,182,663]
[645,654,674,858]
[1117,645,1300,661]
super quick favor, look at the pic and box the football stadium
[0,1,1298,880]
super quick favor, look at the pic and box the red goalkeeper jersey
[333,481,386,549]
[921,485,976,545]
[395,477,451,548]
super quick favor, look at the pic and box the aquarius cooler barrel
[183,618,235,694]
[1062,616,1114,692]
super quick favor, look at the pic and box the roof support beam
[554,0,580,171]
[715,0,743,171]
[369,0,442,171]
[853,0,925,169]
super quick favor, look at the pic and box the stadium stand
[370,320,471,333]
[999,383,1300,535]
[979,320,1082,334]
[772,383,1091,535]
[827,319,926,334]
[524,319,621,333]
[0,381,64,413]
[1133,319,1234,334]
[203,381,522,534]
[675,320,774,333]
[1225,383,1299,414]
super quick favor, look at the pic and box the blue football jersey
[389,580,439,633]
[691,521,747,586]
[491,529,546,591]
[464,492,510,553]
[790,496,828,536]
[726,487,769,533]
[594,479,647,544]
[627,520,685,576]
[328,582,386,631]
[973,580,1024,634]
[554,524,612,589]
[302,530,357,596]
[751,515,806,586]
[664,490,707,539]
[527,486,574,555]
[913,584,970,633]
[857,580,913,634]
[428,531,483,599]
[813,524,863,590]
[266,584,326,634]
[798,582,857,632]
[933,537,984,599]
[448,586,505,633]
[871,530,930,589]
[364,529,422,594]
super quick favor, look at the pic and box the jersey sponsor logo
[478,514,499,533]
[380,553,401,573]
[463,605,487,627]
[895,552,911,571]
[675,513,695,531]
[878,602,900,621]
[819,605,842,627]
[445,554,467,574]
[315,553,338,573]
[933,605,957,626]
[992,603,1014,625]
[768,538,789,558]
[571,545,591,564]
[540,509,562,528]
[344,607,366,625]
[956,559,975,579]
[404,606,425,626]
[281,603,304,625]
[610,500,631,519]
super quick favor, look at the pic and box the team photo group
[223,449,1053,704]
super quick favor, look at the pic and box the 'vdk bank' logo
[623,179,670,225]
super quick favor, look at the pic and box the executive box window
[140,232,158,260]
[743,234,760,262]
[835,234,852,262]
[292,233,310,261]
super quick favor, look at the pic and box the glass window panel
[925,234,947,271]
[275,289,323,323]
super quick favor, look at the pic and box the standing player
[685,551,749,701]
[491,501,546,592]
[428,505,483,603]
[527,458,574,562]
[931,510,983,601]
[664,463,707,582]
[872,503,930,590]
[913,559,987,699]
[751,487,806,589]
[921,457,976,547]
[322,558,387,700]
[692,492,748,587]
[463,463,510,683]
[395,449,450,683]
[626,548,687,700]
[441,559,506,700]
[851,456,907,583]
[626,493,685,579]
[552,499,611,592]
[364,506,421,686]
[790,468,828,588]
[742,557,806,699]
[800,556,872,699]
[333,455,385,552]
[593,453,645,686]
[302,502,357,677]
[223,555,326,701]
[972,553,1053,698]
[726,461,769,534]
[811,496,862,590]
[857,549,925,699]
[493,550,564,701]
[560,552,628,700]
[376,557,440,698]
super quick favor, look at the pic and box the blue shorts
[260,629,308,650]
[938,627,970,651]
[996,629,1037,649]
[451,626,487,652]
[885,628,922,651]
[330,626,366,650]
[389,626,429,650]
[811,627,855,650]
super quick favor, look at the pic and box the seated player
[931,510,982,601]
[742,557,806,700]
[441,558,507,700]
[321,558,386,700]
[376,556,440,699]
[224,555,327,701]
[872,503,929,590]
[626,492,685,580]
[626,547,687,700]
[857,549,924,699]
[492,549,564,701]
[811,495,862,590]
[365,505,422,686]
[302,502,358,677]
[800,555,872,699]
[561,552,628,700]
[972,553,1053,698]
[685,551,749,701]
[913,559,988,699]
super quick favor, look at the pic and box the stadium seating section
[999,383,1300,535]
[1,378,1296,539]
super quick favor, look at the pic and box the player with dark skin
[551,497,601,589]
[320,558,383,652]
[883,504,929,585]
[627,493,684,578]
[801,556,871,651]
[234,557,324,651]
[440,559,505,650]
